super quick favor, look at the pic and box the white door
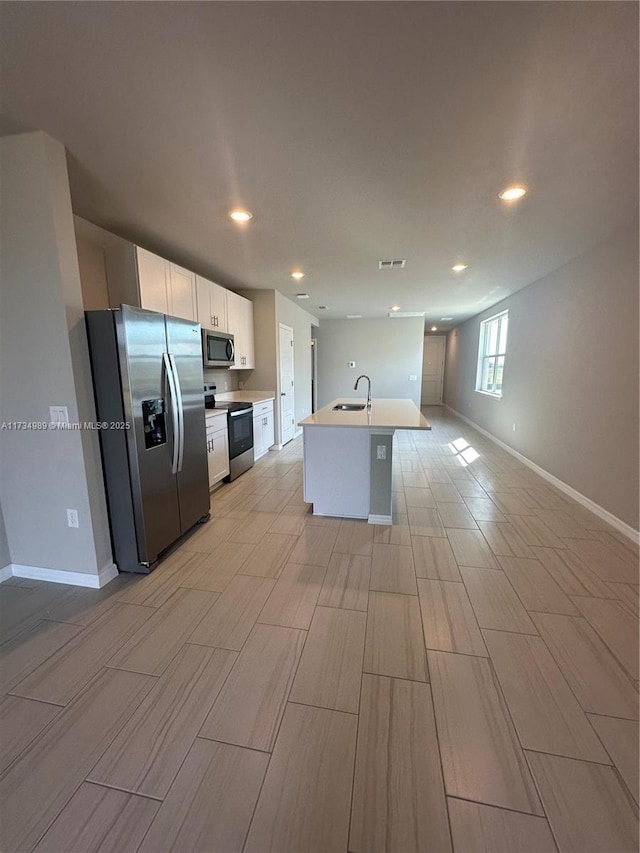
[279,324,295,445]
[421,335,446,405]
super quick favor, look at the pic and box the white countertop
[216,390,276,405]
[205,409,227,420]
[299,398,431,430]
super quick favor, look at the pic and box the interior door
[279,323,295,445]
[165,315,210,532]
[421,335,446,405]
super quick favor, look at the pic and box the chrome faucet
[354,374,372,408]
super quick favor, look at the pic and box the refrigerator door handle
[168,353,185,473]
[163,352,180,474]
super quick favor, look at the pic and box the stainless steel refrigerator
[86,304,210,573]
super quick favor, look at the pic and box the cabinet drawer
[254,400,274,416]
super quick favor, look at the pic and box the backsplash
[203,368,240,393]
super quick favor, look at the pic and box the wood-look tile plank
[288,525,339,566]
[88,644,236,799]
[247,488,295,514]
[417,579,488,656]
[412,535,462,581]
[244,703,357,853]
[447,798,556,853]
[505,514,568,549]
[436,501,479,530]
[36,575,137,626]
[404,486,436,508]
[477,521,535,558]
[184,515,243,551]
[0,582,70,644]
[318,553,371,611]
[592,530,639,565]
[238,533,299,578]
[407,506,446,537]
[532,508,595,539]
[431,482,464,503]
[402,471,429,488]
[587,714,639,804]
[363,592,428,681]
[526,751,638,853]
[570,596,638,680]
[200,623,305,751]
[483,629,610,762]
[369,542,418,595]
[463,496,506,522]
[452,479,488,498]
[460,566,538,634]
[0,618,82,693]
[428,650,542,815]
[374,513,412,546]
[425,468,454,485]
[565,538,639,584]
[289,606,366,713]
[188,575,276,650]
[447,529,499,568]
[333,519,374,555]
[532,546,617,598]
[116,549,203,607]
[607,581,639,616]
[268,509,308,536]
[498,556,580,615]
[180,543,254,591]
[138,740,268,853]
[488,492,534,516]
[0,695,60,774]
[226,511,280,544]
[0,668,155,853]
[349,675,452,853]
[108,587,218,675]
[11,603,154,705]
[32,782,160,853]
[531,612,638,719]
[258,561,326,629]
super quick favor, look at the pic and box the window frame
[475,310,509,398]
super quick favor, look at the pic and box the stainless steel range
[204,385,254,481]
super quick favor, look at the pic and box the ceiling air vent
[378,259,406,270]
[387,311,425,318]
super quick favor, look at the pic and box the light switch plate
[49,406,69,425]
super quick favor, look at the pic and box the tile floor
[0,407,638,852]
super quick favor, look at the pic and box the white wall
[0,131,114,580]
[316,317,425,408]
[444,222,639,531]
[0,503,10,571]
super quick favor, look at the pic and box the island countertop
[299,398,431,430]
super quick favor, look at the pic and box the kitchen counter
[300,398,430,524]
[216,390,275,405]
[299,398,430,430]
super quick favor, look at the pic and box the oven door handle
[229,407,253,417]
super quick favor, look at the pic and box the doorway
[421,335,446,405]
[279,323,295,445]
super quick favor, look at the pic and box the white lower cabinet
[206,415,229,486]
[253,400,275,460]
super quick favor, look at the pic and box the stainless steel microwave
[202,328,235,367]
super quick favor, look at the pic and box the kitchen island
[298,398,430,524]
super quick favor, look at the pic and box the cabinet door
[242,297,255,368]
[211,283,228,332]
[253,415,264,459]
[207,427,229,485]
[136,247,170,315]
[169,263,197,321]
[226,290,242,368]
[196,275,213,329]
[264,411,274,451]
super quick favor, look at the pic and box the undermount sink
[332,403,366,411]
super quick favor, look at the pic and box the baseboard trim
[0,565,13,583]
[368,513,393,526]
[5,562,119,589]
[446,406,639,545]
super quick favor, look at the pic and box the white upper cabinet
[227,290,255,370]
[196,275,228,331]
[136,247,169,315]
[168,262,197,322]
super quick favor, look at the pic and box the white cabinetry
[206,413,229,486]
[196,275,228,331]
[227,290,255,369]
[253,399,275,459]
[104,244,197,322]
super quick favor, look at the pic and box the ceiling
[1,2,637,328]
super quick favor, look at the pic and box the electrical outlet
[376,445,386,460]
[50,406,69,425]
[408,374,417,381]
[238,381,244,389]
[66,508,79,528]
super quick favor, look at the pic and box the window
[476,310,508,397]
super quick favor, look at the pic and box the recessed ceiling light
[291,270,305,280]
[229,209,253,222]
[452,263,468,272]
[390,305,401,312]
[296,293,309,299]
[441,317,454,321]
[346,314,363,319]
[498,185,527,201]
[431,326,438,332]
